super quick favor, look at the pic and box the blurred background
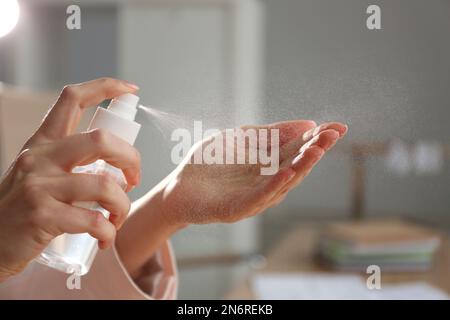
[1,0,449,299]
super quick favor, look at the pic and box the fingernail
[340,125,349,137]
[133,174,141,187]
[300,135,318,153]
[303,125,322,141]
[302,128,314,141]
[123,81,139,90]
[292,151,304,165]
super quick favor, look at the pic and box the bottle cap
[107,93,140,121]
[88,93,142,145]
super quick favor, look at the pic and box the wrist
[116,179,188,278]
[0,262,15,283]
[155,188,189,234]
[0,272,8,283]
[134,180,188,235]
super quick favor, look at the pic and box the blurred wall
[0,5,117,90]
[260,0,450,230]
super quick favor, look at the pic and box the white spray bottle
[36,93,141,275]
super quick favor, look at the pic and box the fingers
[291,145,325,178]
[54,202,117,249]
[240,120,317,162]
[241,120,317,149]
[35,78,139,141]
[269,120,317,147]
[281,124,342,161]
[37,129,141,187]
[302,122,348,142]
[45,174,131,229]
[238,122,347,214]
[289,131,337,185]
[269,126,346,206]
[248,167,296,213]
[269,145,325,207]
[264,167,296,194]
[300,129,340,153]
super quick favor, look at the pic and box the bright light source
[0,0,20,38]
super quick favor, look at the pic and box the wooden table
[225,222,450,299]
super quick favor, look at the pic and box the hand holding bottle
[0,78,141,282]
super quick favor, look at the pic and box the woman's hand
[116,119,347,277]
[162,120,347,225]
[0,78,141,281]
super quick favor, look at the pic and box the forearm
[0,271,9,283]
[115,179,186,279]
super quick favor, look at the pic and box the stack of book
[318,220,441,272]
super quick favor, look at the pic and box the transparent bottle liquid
[35,94,141,275]
[35,161,126,275]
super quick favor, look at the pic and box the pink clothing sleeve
[0,241,178,300]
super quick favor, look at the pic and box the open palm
[163,120,347,225]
